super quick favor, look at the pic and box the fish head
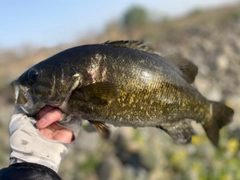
[12,59,82,115]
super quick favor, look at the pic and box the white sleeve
[9,107,68,172]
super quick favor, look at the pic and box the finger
[36,109,62,129]
[36,105,55,119]
[52,129,74,143]
[50,123,75,142]
[38,128,53,139]
[38,125,74,143]
[50,122,65,130]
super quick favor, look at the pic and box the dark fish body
[66,46,208,125]
[13,41,234,146]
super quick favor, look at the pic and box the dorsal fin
[163,54,198,83]
[104,40,154,53]
[104,41,197,83]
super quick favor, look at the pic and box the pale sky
[0,0,238,49]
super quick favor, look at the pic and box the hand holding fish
[0,106,80,179]
[9,105,81,173]
[36,105,74,143]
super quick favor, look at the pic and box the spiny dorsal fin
[163,54,198,83]
[88,120,110,139]
[104,40,154,53]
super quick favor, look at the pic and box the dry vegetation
[1,3,240,180]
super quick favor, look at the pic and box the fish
[12,40,234,147]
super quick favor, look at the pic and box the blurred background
[1,1,240,179]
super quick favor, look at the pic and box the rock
[217,54,229,71]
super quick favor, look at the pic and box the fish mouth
[12,81,39,115]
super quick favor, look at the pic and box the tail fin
[202,101,234,147]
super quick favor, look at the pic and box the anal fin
[157,120,195,144]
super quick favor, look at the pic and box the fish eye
[28,69,39,82]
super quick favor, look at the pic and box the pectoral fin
[157,120,195,144]
[80,82,118,106]
[88,120,111,139]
